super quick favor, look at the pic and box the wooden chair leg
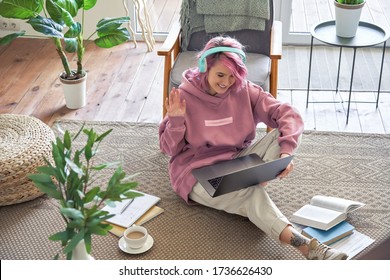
[270,59,279,100]
[162,55,172,117]
[267,58,280,133]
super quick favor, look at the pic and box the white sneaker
[307,239,348,260]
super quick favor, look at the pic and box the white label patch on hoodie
[204,117,233,127]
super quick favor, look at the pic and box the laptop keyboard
[208,176,223,189]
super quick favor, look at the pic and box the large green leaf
[84,128,98,160]
[64,38,77,53]
[83,187,100,204]
[57,0,79,17]
[0,0,42,19]
[67,218,84,229]
[64,22,81,38]
[87,224,110,235]
[95,128,113,142]
[51,141,65,171]
[63,229,85,254]
[65,157,84,176]
[99,167,141,202]
[63,130,71,149]
[87,208,113,220]
[72,122,85,140]
[45,0,64,25]
[90,161,120,171]
[59,6,77,27]
[84,141,93,161]
[36,166,58,177]
[0,31,26,45]
[122,190,143,200]
[96,17,130,34]
[28,180,60,199]
[61,207,84,220]
[46,0,79,25]
[84,233,92,253]
[95,28,130,48]
[36,165,65,184]
[49,230,69,242]
[83,0,97,10]
[106,166,126,190]
[28,173,63,200]
[27,15,64,38]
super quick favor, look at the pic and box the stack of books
[290,195,365,245]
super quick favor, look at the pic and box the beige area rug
[1,120,389,260]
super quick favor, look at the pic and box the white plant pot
[334,1,365,38]
[59,71,87,109]
[71,239,94,260]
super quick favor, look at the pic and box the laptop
[192,153,294,197]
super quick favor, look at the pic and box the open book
[290,195,365,230]
[102,190,161,228]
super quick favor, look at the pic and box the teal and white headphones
[198,46,246,73]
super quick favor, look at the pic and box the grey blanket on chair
[181,0,270,50]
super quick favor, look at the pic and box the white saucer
[118,235,154,254]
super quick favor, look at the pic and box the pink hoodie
[159,70,304,202]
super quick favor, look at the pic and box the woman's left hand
[260,154,294,187]
[259,154,293,187]
[278,153,294,179]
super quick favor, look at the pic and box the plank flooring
[278,45,390,133]
[0,38,389,134]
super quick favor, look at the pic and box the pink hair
[187,36,248,93]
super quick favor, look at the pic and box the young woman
[159,36,348,260]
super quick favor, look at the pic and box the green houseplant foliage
[336,0,365,4]
[28,125,143,259]
[0,0,131,80]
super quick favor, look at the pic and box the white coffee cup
[123,225,148,249]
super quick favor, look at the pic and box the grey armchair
[157,0,282,117]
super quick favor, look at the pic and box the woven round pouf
[0,114,55,206]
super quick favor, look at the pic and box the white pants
[189,129,295,242]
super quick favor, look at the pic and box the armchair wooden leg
[267,60,280,133]
[162,55,172,118]
[270,59,279,100]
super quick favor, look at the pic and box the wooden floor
[0,38,389,134]
[278,45,390,134]
[0,38,164,126]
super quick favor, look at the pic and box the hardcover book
[290,195,364,230]
[302,221,355,245]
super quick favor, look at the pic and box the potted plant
[334,0,366,38]
[28,124,142,259]
[0,0,131,109]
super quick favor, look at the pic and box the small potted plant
[334,0,366,38]
[0,0,131,109]
[28,124,142,259]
